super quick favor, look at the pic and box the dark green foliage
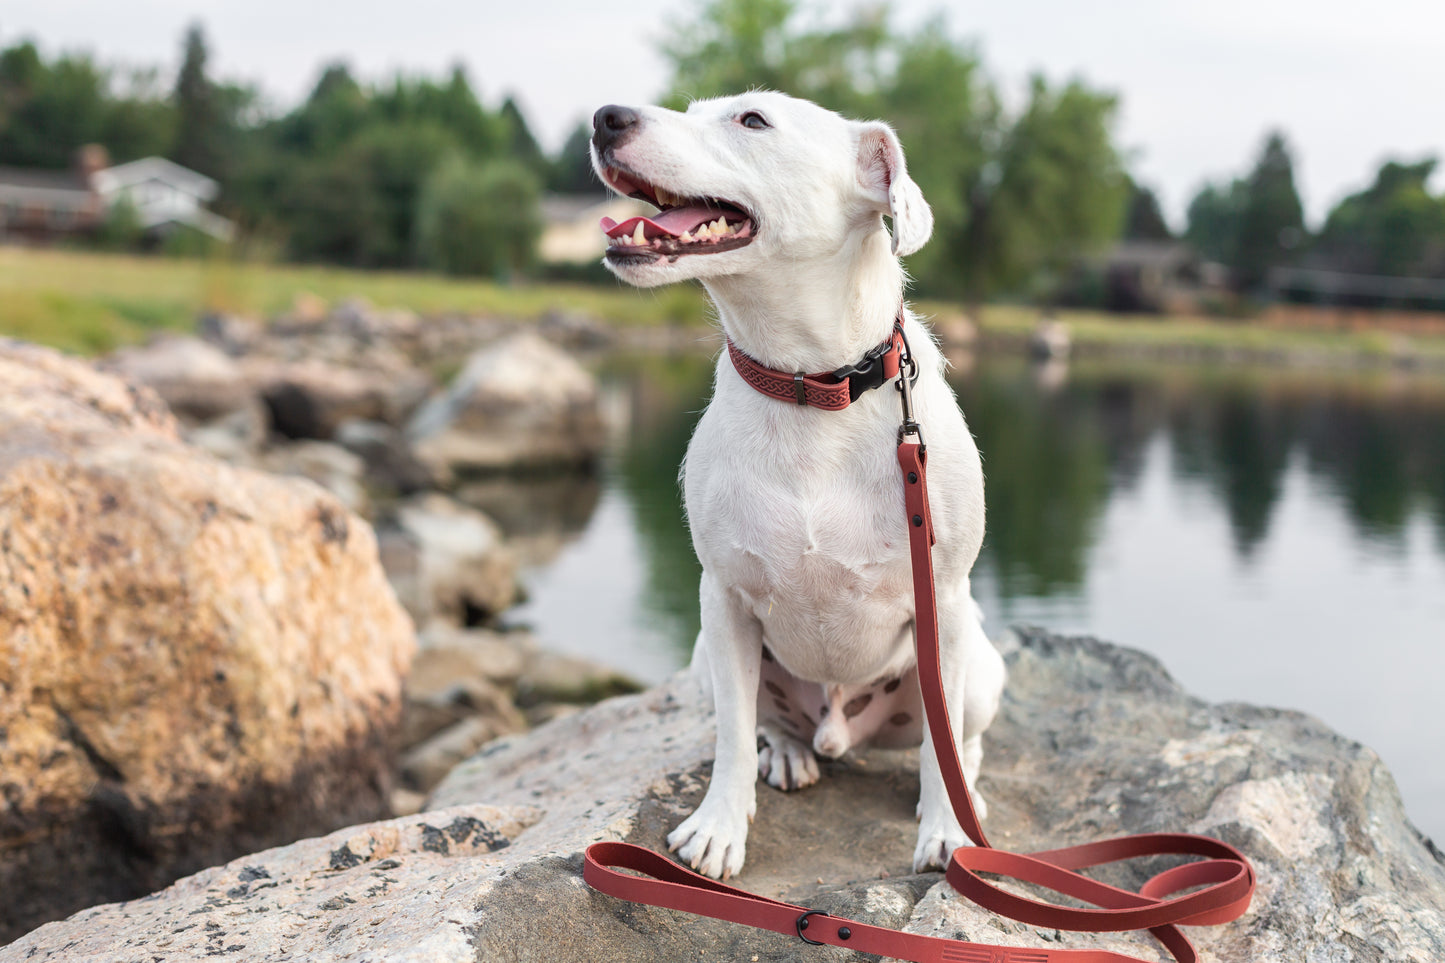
[94,195,144,250]
[1233,132,1305,291]
[1185,180,1247,266]
[1185,130,1306,292]
[0,42,109,166]
[1123,181,1173,241]
[500,95,545,171]
[1314,158,1445,278]
[172,24,222,178]
[548,122,603,195]
[415,157,542,278]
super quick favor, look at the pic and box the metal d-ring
[795,910,830,945]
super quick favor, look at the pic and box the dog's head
[589,91,932,288]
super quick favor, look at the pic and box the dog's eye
[738,111,771,131]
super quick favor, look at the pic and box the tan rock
[0,342,416,942]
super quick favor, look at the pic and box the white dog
[590,92,1005,880]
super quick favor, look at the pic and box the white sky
[7,0,1445,229]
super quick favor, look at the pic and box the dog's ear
[855,121,933,257]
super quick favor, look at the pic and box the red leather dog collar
[726,308,907,410]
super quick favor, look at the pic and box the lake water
[508,346,1445,844]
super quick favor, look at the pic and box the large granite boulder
[0,342,417,943]
[406,333,606,481]
[7,627,1442,959]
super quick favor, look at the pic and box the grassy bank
[0,247,711,355]
[4,247,1445,370]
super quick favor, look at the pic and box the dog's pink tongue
[601,204,726,239]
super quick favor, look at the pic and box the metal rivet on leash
[837,927,852,940]
[913,514,923,527]
[908,471,918,484]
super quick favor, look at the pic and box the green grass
[0,247,712,355]
[922,301,1445,367]
[4,247,1445,368]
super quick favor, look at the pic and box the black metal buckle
[795,910,829,945]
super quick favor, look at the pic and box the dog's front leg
[667,573,761,879]
[913,583,1002,872]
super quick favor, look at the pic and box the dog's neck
[703,226,903,373]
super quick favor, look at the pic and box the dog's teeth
[632,222,646,245]
[696,223,711,239]
[679,230,693,242]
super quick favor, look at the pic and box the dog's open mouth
[600,166,755,260]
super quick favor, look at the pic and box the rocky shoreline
[4,297,1444,956]
[0,298,652,942]
[5,627,1443,961]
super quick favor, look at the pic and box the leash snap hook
[795,910,830,945]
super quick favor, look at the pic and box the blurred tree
[1122,180,1173,240]
[1315,158,1445,278]
[93,194,145,250]
[1233,131,1305,291]
[0,42,108,166]
[1184,179,1245,266]
[1187,131,1305,292]
[100,67,177,161]
[548,121,604,194]
[953,76,1127,301]
[500,95,545,171]
[172,24,225,178]
[415,156,542,277]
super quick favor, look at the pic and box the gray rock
[376,493,518,627]
[258,439,371,517]
[197,312,263,357]
[1029,319,1072,361]
[246,357,433,440]
[103,335,259,424]
[7,629,1442,960]
[407,333,606,480]
[335,418,435,495]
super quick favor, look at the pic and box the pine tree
[172,23,222,177]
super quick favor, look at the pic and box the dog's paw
[757,728,820,791]
[912,807,971,874]
[667,798,751,880]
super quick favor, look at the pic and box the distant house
[92,157,235,241]
[538,192,647,264]
[0,147,234,244]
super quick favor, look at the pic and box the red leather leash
[583,320,1256,961]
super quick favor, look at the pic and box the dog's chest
[685,415,915,680]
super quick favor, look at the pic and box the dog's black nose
[593,104,640,152]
